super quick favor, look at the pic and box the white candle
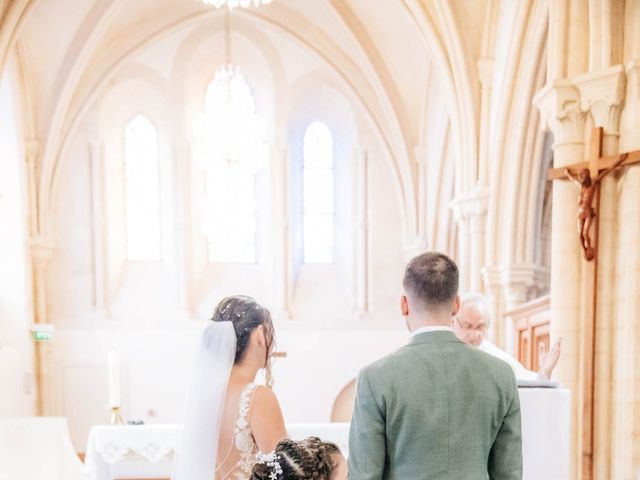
[108,350,121,408]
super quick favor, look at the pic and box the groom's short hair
[403,252,459,309]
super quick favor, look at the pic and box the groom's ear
[400,295,409,317]
[451,295,461,316]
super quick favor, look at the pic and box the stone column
[402,145,429,260]
[574,64,626,479]
[24,140,40,237]
[23,140,47,414]
[611,59,640,478]
[481,265,502,345]
[88,138,108,318]
[611,57,640,479]
[450,187,488,292]
[173,144,194,318]
[477,58,494,185]
[535,81,588,479]
[29,238,54,415]
[415,144,428,249]
[612,71,640,475]
[271,142,292,320]
[352,146,370,316]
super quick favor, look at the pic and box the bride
[173,296,287,480]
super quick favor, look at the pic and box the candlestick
[109,406,123,425]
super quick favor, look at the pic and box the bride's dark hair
[251,437,340,480]
[211,296,276,371]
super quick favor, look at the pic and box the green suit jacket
[348,330,522,480]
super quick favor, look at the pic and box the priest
[452,293,561,380]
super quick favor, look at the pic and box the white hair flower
[256,451,283,479]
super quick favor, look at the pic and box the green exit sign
[32,331,53,342]
[30,324,55,342]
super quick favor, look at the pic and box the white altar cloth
[84,423,349,480]
[84,389,569,480]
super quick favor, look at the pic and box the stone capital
[450,185,489,223]
[625,59,640,100]
[499,263,548,308]
[534,80,587,147]
[574,65,626,134]
[481,265,502,290]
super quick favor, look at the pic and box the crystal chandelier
[193,11,267,173]
[200,0,273,9]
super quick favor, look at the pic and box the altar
[83,388,569,480]
[84,423,349,480]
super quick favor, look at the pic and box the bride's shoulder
[247,385,287,451]
[249,385,284,418]
[251,385,280,404]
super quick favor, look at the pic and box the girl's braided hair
[251,437,341,480]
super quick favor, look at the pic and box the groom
[348,252,522,479]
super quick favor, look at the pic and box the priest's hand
[537,338,561,380]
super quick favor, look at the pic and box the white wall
[44,17,414,451]
[0,64,37,416]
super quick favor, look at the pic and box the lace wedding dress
[215,383,260,480]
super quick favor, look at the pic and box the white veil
[172,321,237,480]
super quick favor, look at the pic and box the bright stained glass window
[201,73,260,263]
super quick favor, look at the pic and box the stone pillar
[477,58,494,185]
[415,144,429,248]
[24,140,39,237]
[88,138,108,318]
[481,266,502,345]
[535,81,588,480]
[173,144,194,318]
[574,64,626,479]
[450,187,488,292]
[23,140,47,414]
[29,238,53,415]
[402,145,429,260]
[611,59,640,479]
[271,143,292,320]
[352,146,370,316]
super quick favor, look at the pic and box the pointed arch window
[124,115,161,261]
[303,122,334,263]
[199,71,264,263]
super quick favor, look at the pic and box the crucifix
[547,127,640,480]
[548,127,637,260]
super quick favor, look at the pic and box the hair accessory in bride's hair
[256,451,283,480]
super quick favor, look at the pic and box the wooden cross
[547,127,640,479]
[548,127,638,260]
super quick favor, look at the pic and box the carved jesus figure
[565,153,628,260]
